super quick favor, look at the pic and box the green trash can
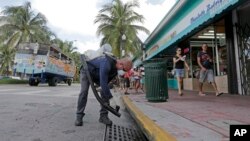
[143,59,168,102]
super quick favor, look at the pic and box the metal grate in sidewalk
[104,124,148,141]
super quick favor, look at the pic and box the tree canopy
[95,0,150,58]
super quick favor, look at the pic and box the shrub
[0,78,28,84]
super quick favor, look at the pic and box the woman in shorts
[173,48,190,96]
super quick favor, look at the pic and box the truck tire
[33,78,39,86]
[48,77,58,86]
[29,78,39,86]
[34,81,39,86]
[29,78,34,86]
[67,79,72,86]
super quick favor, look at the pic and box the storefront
[142,0,250,95]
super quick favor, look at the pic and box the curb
[122,96,176,141]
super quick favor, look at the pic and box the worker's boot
[75,115,83,126]
[99,114,112,126]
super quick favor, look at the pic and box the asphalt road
[0,84,140,141]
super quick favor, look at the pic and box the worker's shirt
[87,56,117,99]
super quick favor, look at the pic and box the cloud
[32,0,98,35]
[121,0,176,31]
[32,0,101,53]
[0,0,25,8]
[146,0,165,5]
[74,39,101,53]
[135,0,176,41]
[117,0,176,42]
[31,0,176,53]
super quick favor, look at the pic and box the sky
[0,0,176,53]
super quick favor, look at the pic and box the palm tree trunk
[6,66,9,76]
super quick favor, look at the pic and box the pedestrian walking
[133,67,141,93]
[123,69,133,95]
[197,43,223,96]
[118,70,125,90]
[139,66,145,92]
[173,47,190,96]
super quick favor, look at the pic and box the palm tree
[0,1,54,75]
[51,38,78,56]
[95,0,150,58]
[61,41,78,56]
[0,44,15,75]
[0,1,54,49]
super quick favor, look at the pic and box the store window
[189,19,227,78]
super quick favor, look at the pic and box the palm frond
[95,0,149,58]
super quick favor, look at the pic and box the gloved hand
[109,97,120,112]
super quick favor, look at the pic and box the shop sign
[146,44,159,57]
[146,0,238,59]
[191,0,239,24]
[147,31,176,56]
[158,31,177,48]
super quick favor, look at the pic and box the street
[0,84,145,141]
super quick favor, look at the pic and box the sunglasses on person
[177,50,181,51]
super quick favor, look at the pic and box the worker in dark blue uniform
[75,55,132,126]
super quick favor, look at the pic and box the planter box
[168,79,178,90]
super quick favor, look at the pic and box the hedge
[0,78,28,84]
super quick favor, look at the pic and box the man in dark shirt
[197,43,223,97]
[75,55,132,126]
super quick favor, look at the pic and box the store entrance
[187,19,228,93]
[190,20,226,77]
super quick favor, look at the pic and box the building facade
[142,0,250,95]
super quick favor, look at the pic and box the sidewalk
[121,89,250,141]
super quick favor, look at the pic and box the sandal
[216,92,223,97]
[198,93,206,96]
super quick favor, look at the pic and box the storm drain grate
[104,124,148,141]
